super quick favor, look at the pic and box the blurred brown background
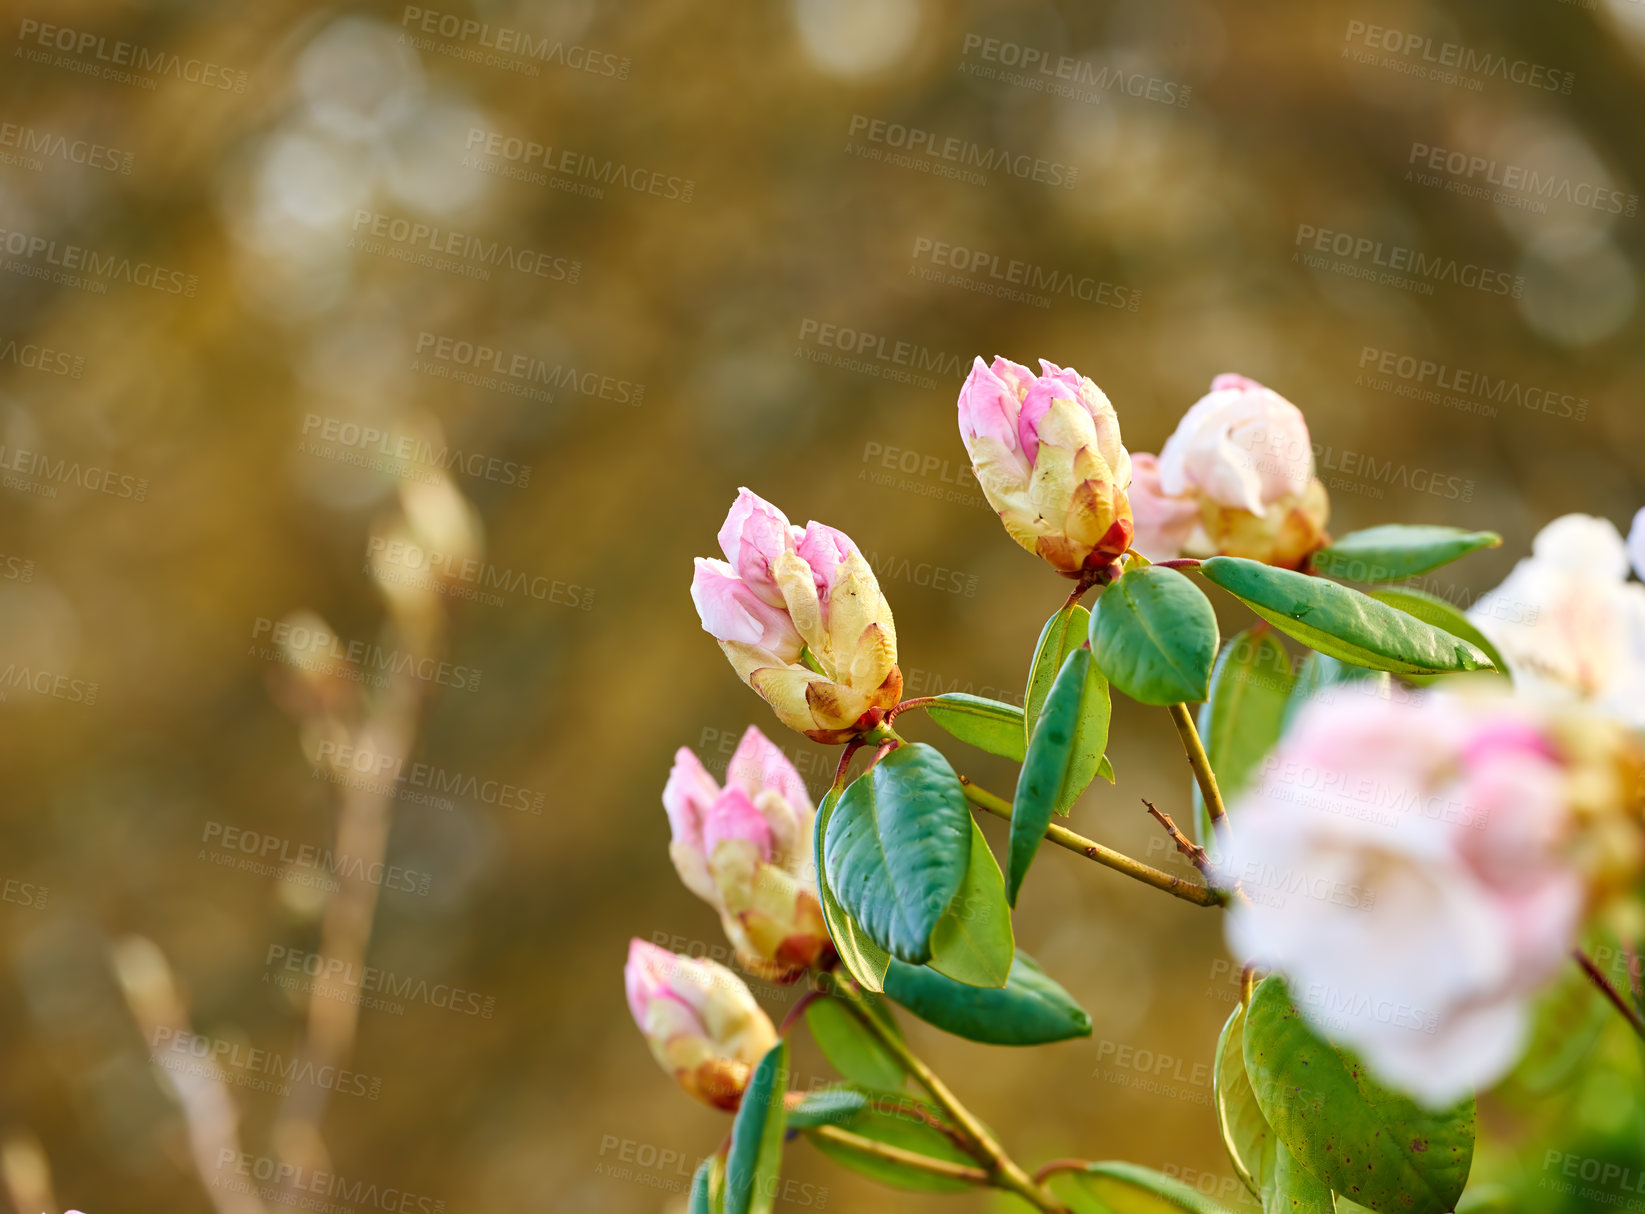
[3,0,1645,1210]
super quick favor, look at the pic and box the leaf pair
[822,745,1013,988]
[1215,978,1475,1214]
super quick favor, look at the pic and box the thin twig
[1574,949,1645,1043]
[1141,798,1210,877]
[1033,1158,1095,1184]
[960,778,1222,908]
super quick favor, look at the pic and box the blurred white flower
[1224,694,1585,1107]
[1469,513,1645,728]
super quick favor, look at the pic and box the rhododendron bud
[663,728,830,977]
[693,490,900,742]
[624,939,777,1110]
[1134,374,1330,568]
[1222,692,1628,1107]
[957,356,1134,577]
[1469,513,1645,729]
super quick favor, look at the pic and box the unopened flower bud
[663,728,830,977]
[957,356,1133,576]
[1134,374,1330,569]
[624,939,777,1111]
[693,490,900,742]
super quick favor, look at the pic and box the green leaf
[1195,628,1295,850]
[1243,978,1474,1214]
[1090,566,1220,705]
[1199,557,1489,676]
[1213,1002,1270,1198]
[804,996,904,1091]
[884,950,1091,1045]
[688,1154,725,1214]
[1263,1137,1335,1214]
[923,693,1027,761]
[803,1095,977,1193]
[725,1041,788,1214]
[823,745,973,964]
[1363,587,1508,676]
[1309,525,1500,582]
[787,1087,870,1128]
[1047,1161,1237,1212]
[814,785,891,992]
[1009,648,1110,903]
[1025,603,1092,743]
[1280,653,1394,739]
[926,818,1014,987]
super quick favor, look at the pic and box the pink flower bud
[695,491,900,742]
[660,728,830,977]
[1135,374,1330,568]
[624,939,777,1110]
[957,355,1134,576]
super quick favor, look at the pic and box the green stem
[831,982,1064,1211]
[805,1124,990,1185]
[1168,702,1229,851]
[960,778,1222,908]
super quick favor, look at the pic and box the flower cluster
[1224,690,1642,1105]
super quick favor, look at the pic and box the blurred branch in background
[267,470,482,1197]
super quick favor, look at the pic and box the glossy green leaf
[1243,978,1474,1214]
[787,1087,870,1128]
[725,1041,788,1214]
[923,693,1027,762]
[1364,586,1508,676]
[1200,557,1488,675]
[804,995,904,1091]
[1025,603,1092,743]
[1009,648,1110,904]
[1213,1002,1270,1198]
[689,1154,725,1214]
[814,785,891,992]
[884,950,1091,1045]
[1090,566,1220,705]
[1310,525,1500,583]
[1195,628,1294,850]
[926,818,1014,987]
[803,1094,976,1193]
[823,745,972,964]
[1263,1137,1334,1214]
[1047,1161,1236,1213]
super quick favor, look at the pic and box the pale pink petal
[691,558,804,659]
[1630,506,1645,582]
[717,488,802,607]
[1128,453,1200,561]
[796,521,859,601]
[703,788,774,860]
[957,356,1025,451]
[663,747,721,852]
[725,725,810,812]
